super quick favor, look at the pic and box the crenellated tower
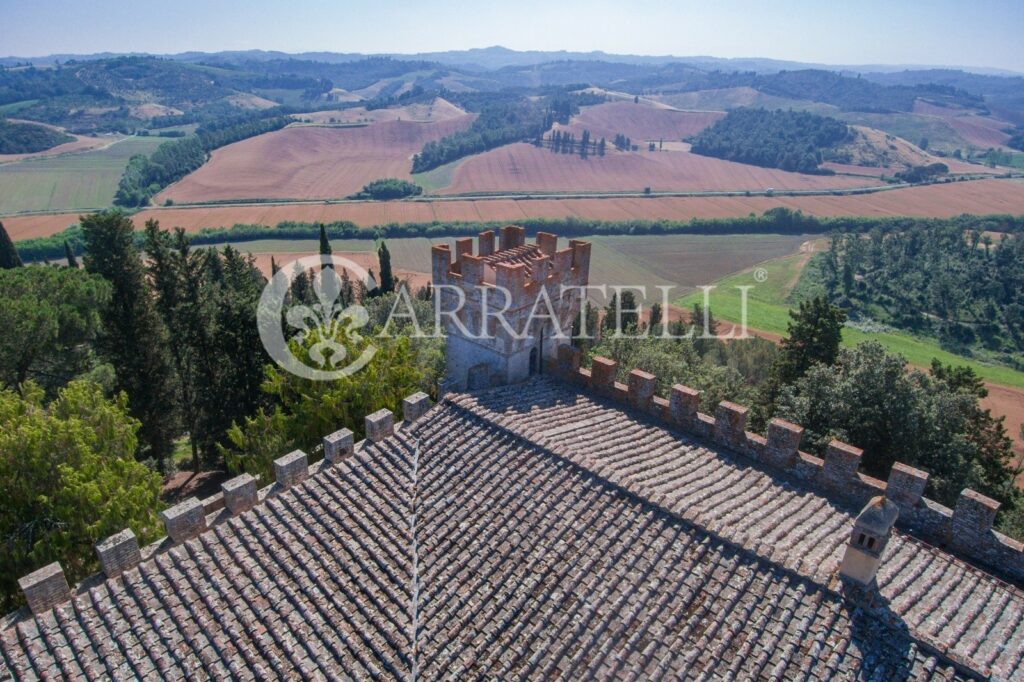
[433,226,591,391]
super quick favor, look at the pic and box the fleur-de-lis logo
[258,255,378,380]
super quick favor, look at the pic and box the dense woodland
[689,108,852,173]
[816,225,1024,368]
[1010,128,1024,152]
[0,53,1014,140]
[893,162,949,183]
[0,117,73,153]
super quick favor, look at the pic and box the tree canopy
[82,211,180,470]
[776,341,1019,514]
[0,381,163,611]
[689,108,851,174]
[0,117,73,154]
[0,266,111,392]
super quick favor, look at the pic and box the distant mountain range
[2,45,1021,77]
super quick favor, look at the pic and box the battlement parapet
[554,355,1024,583]
[12,392,437,622]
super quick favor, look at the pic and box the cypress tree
[378,241,395,294]
[291,264,313,304]
[319,223,332,268]
[0,222,22,269]
[63,241,79,268]
[270,256,280,276]
[82,212,180,471]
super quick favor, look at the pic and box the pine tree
[63,241,79,268]
[82,212,179,471]
[378,241,395,294]
[0,222,22,269]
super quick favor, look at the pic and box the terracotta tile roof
[2,377,1018,679]
[481,243,543,277]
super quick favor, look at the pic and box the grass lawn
[0,135,165,213]
[676,252,1024,390]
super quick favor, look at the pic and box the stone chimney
[839,496,899,593]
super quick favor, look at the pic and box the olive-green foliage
[776,341,1020,529]
[220,289,442,481]
[349,178,423,200]
[0,118,73,154]
[752,296,847,429]
[821,227,1024,365]
[587,330,778,412]
[0,381,163,611]
[0,265,111,393]
[145,221,271,470]
[689,108,852,174]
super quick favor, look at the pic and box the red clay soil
[439,143,871,195]
[911,101,1014,149]
[557,101,724,141]
[983,383,1024,472]
[155,116,473,204]
[162,470,228,504]
[8,178,1024,240]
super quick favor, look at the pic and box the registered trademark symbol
[754,268,768,283]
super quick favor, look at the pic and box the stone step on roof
[446,376,1024,679]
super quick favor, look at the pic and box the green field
[0,100,40,116]
[0,135,165,213]
[675,252,1024,389]
[412,158,462,193]
[211,233,811,301]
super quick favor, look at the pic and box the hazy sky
[3,0,1023,72]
